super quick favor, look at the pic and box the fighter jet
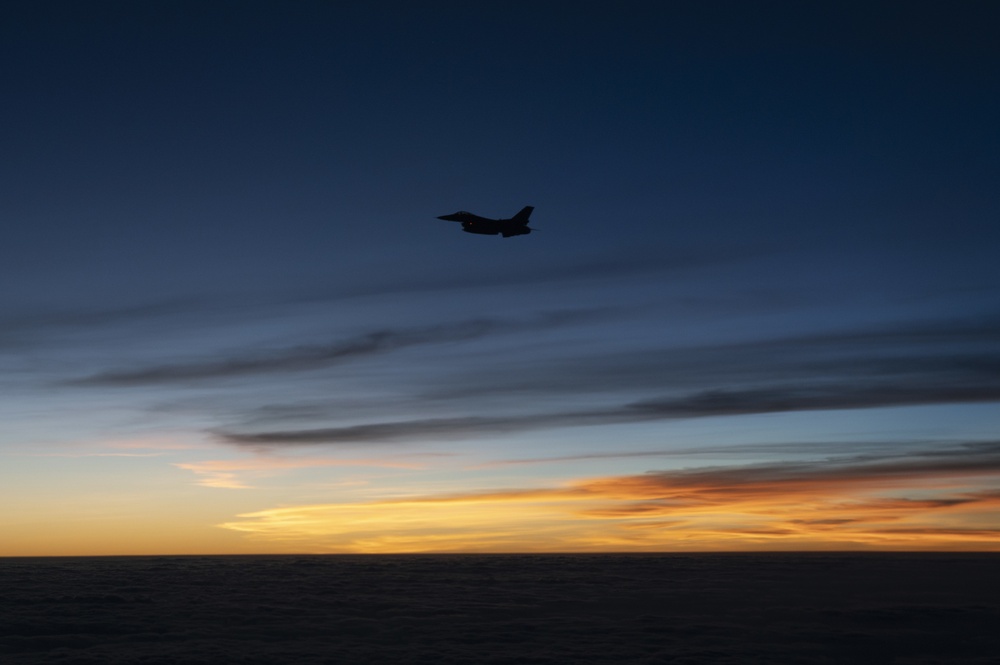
[437,206,534,238]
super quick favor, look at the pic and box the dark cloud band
[216,379,1000,447]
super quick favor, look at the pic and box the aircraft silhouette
[437,206,534,238]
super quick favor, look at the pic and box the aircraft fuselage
[437,206,534,238]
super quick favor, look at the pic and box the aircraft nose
[437,213,460,221]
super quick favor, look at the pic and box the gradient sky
[3,1,999,555]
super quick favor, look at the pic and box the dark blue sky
[2,2,999,554]
[4,1,997,306]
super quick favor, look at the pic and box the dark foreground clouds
[4,554,1000,664]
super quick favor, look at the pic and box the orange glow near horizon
[5,438,1000,557]
[219,464,1000,553]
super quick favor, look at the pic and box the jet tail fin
[511,206,534,224]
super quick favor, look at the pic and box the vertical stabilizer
[511,206,534,224]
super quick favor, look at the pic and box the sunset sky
[3,1,999,556]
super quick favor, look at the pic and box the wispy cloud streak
[0,300,197,349]
[422,315,1000,400]
[175,456,421,489]
[67,309,604,386]
[472,440,925,468]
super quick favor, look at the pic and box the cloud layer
[195,311,1000,448]
[221,441,1000,552]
